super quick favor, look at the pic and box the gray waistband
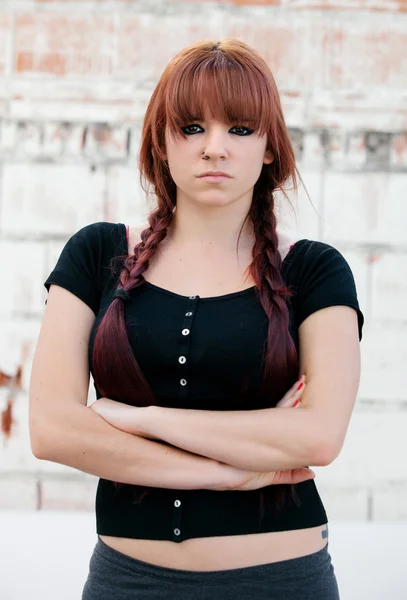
[95,536,331,586]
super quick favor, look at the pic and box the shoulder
[286,239,351,273]
[287,239,364,340]
[68,221,124,244]
[63,221,126,261]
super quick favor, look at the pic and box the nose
[202,127,228,159]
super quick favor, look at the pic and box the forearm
[138,405,326,472]
[30,403,232,490]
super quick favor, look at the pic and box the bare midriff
[100,525,328,571]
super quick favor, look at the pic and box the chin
[194,193,237,208]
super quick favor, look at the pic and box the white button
[174,528,181,536]
[180,378,187,386]
[185,312,193,317]
[178,356,186,364]
[182,328,190,336]
[189,296,196,300]
[174,499,181,507]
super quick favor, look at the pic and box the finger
[271,468,315,485]
[277,383,306,407]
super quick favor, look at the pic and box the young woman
[29,38,364,599]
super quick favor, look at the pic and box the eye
[231,125,253,136]
[181,124,203,135]
[181,124,254,136]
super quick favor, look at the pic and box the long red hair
[93,38,302,511]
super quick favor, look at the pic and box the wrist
[136,404,161,439]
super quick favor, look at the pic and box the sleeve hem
[296,295,364,341]
[44,271,98,316]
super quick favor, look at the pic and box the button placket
[177,295,199,399]
[171,494,183,542]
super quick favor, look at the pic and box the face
[164,115,274,210]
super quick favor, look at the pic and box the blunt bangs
[164,51,276,142]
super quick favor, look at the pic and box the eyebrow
[189,117,252,122]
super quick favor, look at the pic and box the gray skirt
[82,537,340,599]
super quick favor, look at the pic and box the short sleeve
[44,222,105,315]
[293,241,364,341]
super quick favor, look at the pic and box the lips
[198,172,232,178]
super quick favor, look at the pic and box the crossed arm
[90,305,361,472]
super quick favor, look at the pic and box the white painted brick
[85,125,129,161]
[0,475,37,510]
[0,163,106,236]
[0,120,18,153]
[322,173,407,245]
[333,247,369,322]
[39,477,98,511]
[276,170,323,240]
[328,131,347,169]
[358,322,407,402]
[18,123,43,158]
[128,124,142,159]
[105,165,150,226]
[0,390,39,474]
[390,134,407,169]
[0,318,41,387]
[0,241,46,315]
[371,252,407,321]
[313,411,407,488]
[313,485,368,521]
[46,240,66,279]
[301,131,326,168]
[346,133,367,168]
[42,123,65,157]
[374,485,407,520]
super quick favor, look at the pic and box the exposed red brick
[0,365,22,439]
[287,0,407,11]
[330,21,407,89]
[16,51,35,72]
[1,397,15,440]
[15,13,118,76]
[0,14,12,76]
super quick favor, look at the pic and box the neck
[167,199,255,253]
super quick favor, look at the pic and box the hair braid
[249,193,298,403]
[249,192,301,515]
[92,205,174,406]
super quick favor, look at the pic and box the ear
[263,149,274,165]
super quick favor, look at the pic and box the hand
[220,465,315,492]
[89,398,152,436]
[276,374,306,408]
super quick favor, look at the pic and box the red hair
[93,38,301,511]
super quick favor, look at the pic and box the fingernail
[297,382,304,391]
[293,400,300,407]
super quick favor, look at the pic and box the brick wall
[0,0,406,520]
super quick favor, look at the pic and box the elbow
[29,419,51,461]
[29,410,60,461]
[312,436,342,466]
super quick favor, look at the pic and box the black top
[44,221,364,543]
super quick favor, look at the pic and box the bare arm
[31,285,314,491]
[92,306,361,472]
[29,285,235,490]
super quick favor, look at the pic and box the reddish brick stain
[0,365,22,439]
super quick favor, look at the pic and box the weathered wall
[1,0,406,520]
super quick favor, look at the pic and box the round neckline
[118,223,305,302]
[142,280,257,302]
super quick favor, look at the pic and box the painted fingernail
[293,400,300,407]
[297,382,304,391]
